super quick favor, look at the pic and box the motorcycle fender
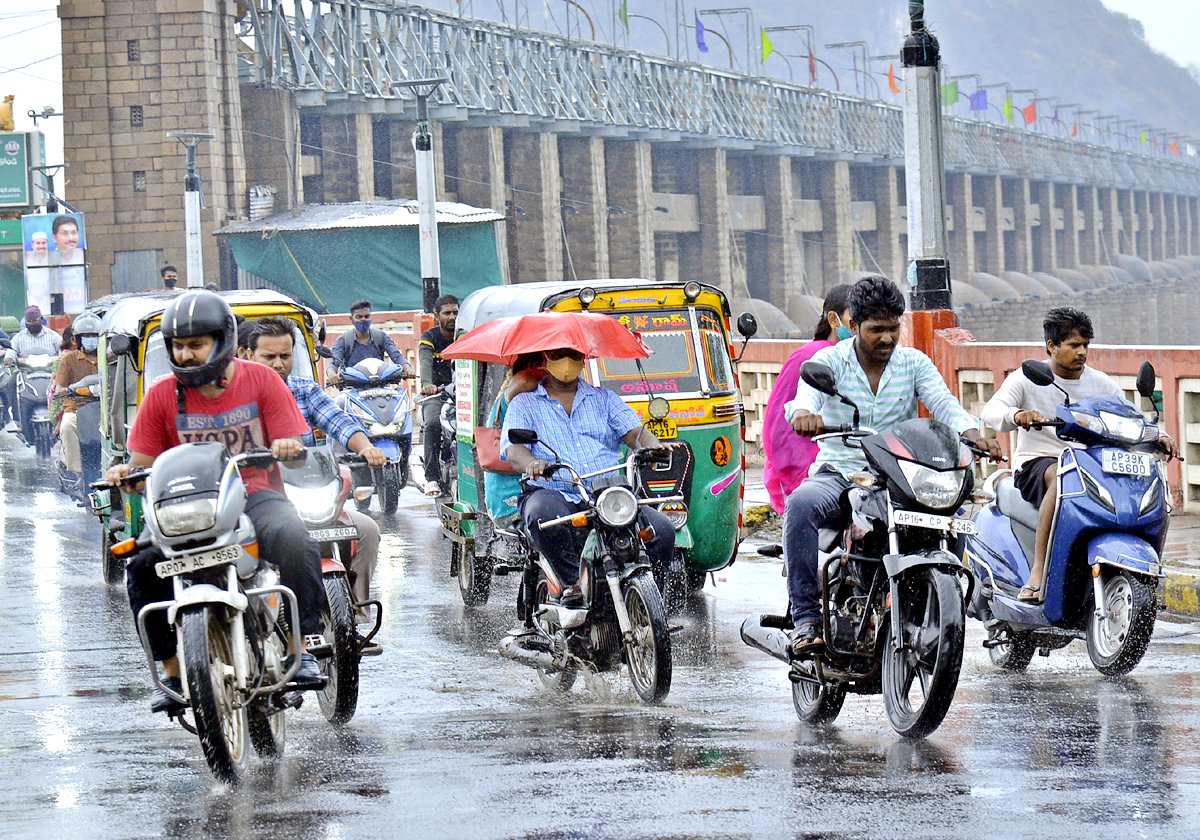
[1086,533,1163,578]
[322,558,347,575]
[166,584,249,626]
[673,524,694,550]
[883,549,964,579]
[374,439,402,459]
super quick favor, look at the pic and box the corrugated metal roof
[216,200,505,236]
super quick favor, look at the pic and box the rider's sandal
[1017,585,1043,603]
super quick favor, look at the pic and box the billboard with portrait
[21,212,88,315]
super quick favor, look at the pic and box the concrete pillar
[1184,196,1196,255]
[762,155,800,318]
[455,126,506,211]
[1117,189,1135,257]
[1077,186,1101,266]
[1135,191,1151,260]
[874,166,905,285]
[321,116,359,203]
[1058,183,1081,269]
[1164,194,1179,259]
[388,122,418,199]
[1009,178,1035,274]
[507,132,563,284]
[819,160,854,294]
[354,114,375,201]
[604,140,655,280]
[1099,188,1121,264]
[240,86,301,210]
[1032,181,1057,272]
[975,175,1005,276]
[695,149,734,295]
[559,136,610,280]
[948,173,976,281]
[1149,192,1166,261]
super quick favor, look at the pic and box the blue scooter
[964,359,1169,676]
[335,356,415,516]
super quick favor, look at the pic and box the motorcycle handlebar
[1028,419,1066,430]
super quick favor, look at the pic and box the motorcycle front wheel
[791,665,846,724]
[1086,571,1156,676]
[180,606,250,783]
[101,526,125,585]
[623,569,673,704]
[381,466,401,516]
[881,568,965,739]
[317,574,360,724]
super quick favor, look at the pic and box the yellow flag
[760,27,774,62]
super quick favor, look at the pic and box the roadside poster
[0,132,30,207]
[22,212,88,314]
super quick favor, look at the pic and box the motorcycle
[418,383,457,499]
[740,361,977,738]
[963,359,1168,676]
[498,407,678,704]
[106,443,313,784]
[12,354,55,456]
[280,446,383,724]
[57,373,103,508]
[336,356,415,515]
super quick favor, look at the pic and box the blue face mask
[832,316,853,342]
[81,336,99,352]
[354,319,371,334]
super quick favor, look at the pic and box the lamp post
[977,82,1011,123]
[167,132,215,288]
[395,78,449,313]
[29,164,77,215]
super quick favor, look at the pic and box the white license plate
[1101,449,1153,477]
[891,509,977,535]
[309,526,359,541]
[155,545,244,578]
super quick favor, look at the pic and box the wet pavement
[5,433,1200,839]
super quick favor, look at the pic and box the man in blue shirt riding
[328,299,411,383]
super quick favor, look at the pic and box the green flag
[760,27,774,61]
[618,0,629,32]
[940,80,959,107]
[1003,96,1013,123]
[1140,130,1147,144]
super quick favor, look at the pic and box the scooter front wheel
[1087,571,1156,676]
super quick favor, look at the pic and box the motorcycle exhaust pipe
[739,614,793,664]
[498,634,557,671]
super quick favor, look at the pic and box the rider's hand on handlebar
[524,458,552,479]
[358,444,388,468]
[271,438,305,461]
[963,430,1004,463]
[790,411,824,437]
[1158,432,1181,462]
[1014,409,1052,430]
[421,384,437,396]
[105,462,134,484]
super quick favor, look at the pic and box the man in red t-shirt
[108,292,327,714]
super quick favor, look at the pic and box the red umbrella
[442,310,652,365]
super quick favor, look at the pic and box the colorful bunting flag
[760,27,774,62]
[1051,108,1061,125]
[618,0,629,33]
[941,80,959,107]
[1170,141,1178,156]
[1187,143,1196,157]
[1003,97,1013,123]
[968,89,987,112]
[1022,102,1036,126]
[1071,118,1077,137]
[888,64,900,94]
[1140,130,1147,144]
[694,11,708,53]
[809,50,817,84]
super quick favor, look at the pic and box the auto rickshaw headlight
[683,281,702,301]
[596,486,639,528]
[578,287,597,307]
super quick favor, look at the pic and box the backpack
[340,327,387,367]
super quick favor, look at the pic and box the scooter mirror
[509,428,539,446]
[1020,359,1055,388]
[315,344,334,359]
[800,361,839,397]
[1136,361,1156,399]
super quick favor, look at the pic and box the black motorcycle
[57,373,103,508]
[11,353,55,456]
[741,361,982,738]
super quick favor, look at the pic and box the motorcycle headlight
[1097,411,1146,444]
[596,486,639,528]
[156,496,218,537]
[283,480,343,525]
[897,461,966,510]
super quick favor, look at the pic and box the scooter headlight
[897,461,966,510]
[283,479,343,525]
[368,421,400,435]
[596,486,639,528]
[156,495,218,536]
[1097,411,1146,444]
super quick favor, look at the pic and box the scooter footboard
[1086,533,1163,577]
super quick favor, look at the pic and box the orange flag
[1022,102,1036,126]
[888,64,900,94]
[1071,118,1077,137]
[1171,141,1179,155]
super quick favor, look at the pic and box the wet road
[4,435,1200,839]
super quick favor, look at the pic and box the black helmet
[161,291,237,388]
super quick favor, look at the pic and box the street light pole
[901,0,950,310]
[167,132,215,288]
[396,78,449,313]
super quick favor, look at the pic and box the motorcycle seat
[995,476,1041,534]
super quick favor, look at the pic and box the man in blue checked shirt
[501,346,677,604]
[782,277,1001,658]
[247,317,387,651]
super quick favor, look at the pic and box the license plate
[309,526,359,541]
[891,509,977,535]
[1101,449,1153,477]
[645,417,677,440]
[155,545,244,578]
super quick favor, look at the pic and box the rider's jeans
[518,488,675,584]
[346,508,380,624]
[126,490,327,661]
[783,467,852,627]
[421,394,447,484]
[60,410,80,473]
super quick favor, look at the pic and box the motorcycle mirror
[1136,361,1156,399]
[1020,359,1055,387]
[736,312,758,338]
[647,396,670,421]
[315,344,334,359]
[0,338,10,350]
[108,334,138,358]
[508,428,539,446]
[800,361,839,396]
[317,319,327,344]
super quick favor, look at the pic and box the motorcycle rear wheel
[317,574,360,724]
[101,526,125,585]
[532,572,577,691]
[881,568,965,739]
[986,625,1036,672]
[248,702,286,758]
[623,569,673,704]
[180,606,250,783]
[454,541,492,606]
[1086,571,1156,676]
[791,666,846,724]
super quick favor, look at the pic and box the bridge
[59,0,1200,341]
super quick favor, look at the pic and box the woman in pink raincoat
[761,286,852,514]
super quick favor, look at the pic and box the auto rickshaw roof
[99,289,318,337]
[456,279,730,333]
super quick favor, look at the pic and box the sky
[1099,0,1200,70]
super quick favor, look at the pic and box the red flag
[888,64,899,94]
[1022,102,1036,126]
[809,50,817,84]
[1071,118,1078,137]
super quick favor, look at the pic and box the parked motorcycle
[336,356,415,515]
[57,373,103,508]
[498,412,678,704]
[280,446,382,724]
[741,361,978,738]
[107,443,314,784]
[12,354,54,456]
[963,359,1168,676]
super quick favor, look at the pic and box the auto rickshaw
[439,279,757,607]
[92,289,325,583]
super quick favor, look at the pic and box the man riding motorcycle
[782,276,1001,657]
[418,294,458,496]
[55,311,101,482]
[4,305,62,437]
[108,291,328,713]
[981,306,1178,601]
[500,346,677,604]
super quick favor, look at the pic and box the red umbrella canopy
[442,310,652,365]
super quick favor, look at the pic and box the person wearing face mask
[328,299,411,385]
[418,294,459,496]
[501,346,678,603]
[54,312,101,480]
[761,285,851,515]
[4,306,63,435]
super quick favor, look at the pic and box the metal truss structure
[237,1,1200,194]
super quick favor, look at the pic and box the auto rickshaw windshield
[142,322,317,386]
[596,307,735,396]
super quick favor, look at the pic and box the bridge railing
[237,1,1200,193]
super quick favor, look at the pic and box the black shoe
[286,652,328,690]
[788,623,826,659]
[150,676,186,714]
[355,632,383,656]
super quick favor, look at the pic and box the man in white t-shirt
[982,307,1178,602]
